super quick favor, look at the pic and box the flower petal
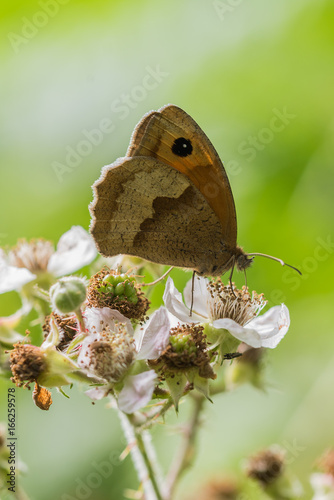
[118,371,157,414]
[213,318,263,348]
[136,307,170,360]
[84,307,134,336]
[0,262,36,294]
[163,277,202,323]
[47,226,97,277]
[247,304,290,348]
[212,304,290,349]
[85,386,110,401]
[183,276,210,318]
[310,472,334,498]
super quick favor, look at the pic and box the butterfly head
[235,247,254,271]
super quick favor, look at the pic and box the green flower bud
[50,277,86,314]
[128,294,138,304]
[115,282,125,295]
[103,274,117,285]
[170,333,197,354]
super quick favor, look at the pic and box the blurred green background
[1,0,334,498]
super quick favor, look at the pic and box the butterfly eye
[172,137,193,157]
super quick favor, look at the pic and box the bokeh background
[1,0,334,499]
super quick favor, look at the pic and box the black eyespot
[171,137,193,157]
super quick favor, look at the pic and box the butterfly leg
[141,266,174,286]
[189,270,196,317]
[228,256,237,298]
[244,268,248,288]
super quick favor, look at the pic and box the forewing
[90,156,231,274]
[126,104,237,247]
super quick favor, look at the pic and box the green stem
[134,399,174,432]
[135,431,164,500]
[75,308,86,334]
[119,411,164,500]
[164,394,205,499]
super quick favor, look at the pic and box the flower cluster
[1,225,291,418]
[0,227,308,500]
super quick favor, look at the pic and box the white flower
[0,226,97,294]
[163,276,290,349]
[311,473,334,500]
[47,226,97,276]
[78,307,136,382]
[0,258,36,294]
[82,307,170,413]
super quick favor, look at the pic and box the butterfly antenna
[247,253,302,275]
[189,271,196,317]
[142,266,174,286]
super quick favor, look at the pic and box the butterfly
[90,104,300,280]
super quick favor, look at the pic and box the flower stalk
[119,411,164,500]
[164,394,206,499]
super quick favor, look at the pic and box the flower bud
[225,344,265,390]
[245,446,303,499]
[50,277,86,314]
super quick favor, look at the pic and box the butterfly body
[90,105,253,276]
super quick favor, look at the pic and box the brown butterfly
[90,104,300,280]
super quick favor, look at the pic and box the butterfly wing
[90,156,233,275]
[127,104,237,248]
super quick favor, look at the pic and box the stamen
[79,322,136,382]
[207,279,266,326]
[10,239,54,273]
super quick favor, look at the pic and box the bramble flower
[80,307,167,413]
[245,446,303,499]
[311,474,334,500]
[163,277,290,357]
[78,307,136,382]
[136,306,216,408]
[9,317,97,410]
[246,446,285,486]
[311,449,334,500]
[86,267,149,323]
[0,226,97,295]
[148,322,216,408]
